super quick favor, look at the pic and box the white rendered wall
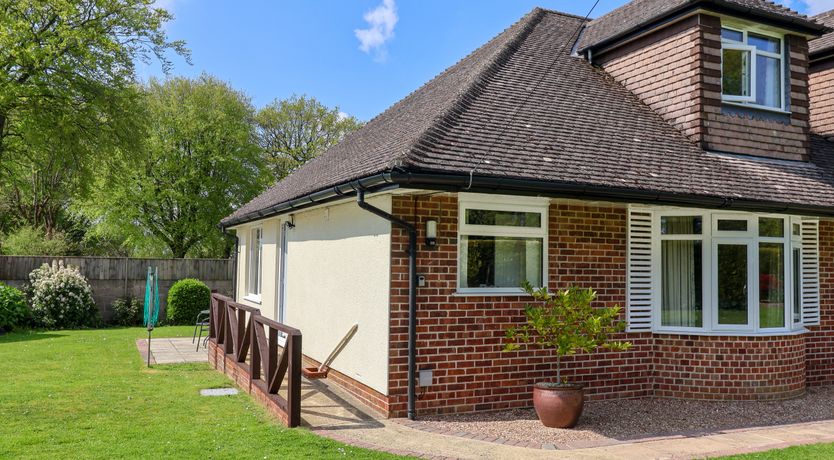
[230,195,392,395]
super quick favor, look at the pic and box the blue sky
[145,0,829,121]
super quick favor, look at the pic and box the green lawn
[719,443,834,459]
[0,327,402,459]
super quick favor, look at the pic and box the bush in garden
[0,283,29,331]
[166,278,210,325]
[110,297,142,326]
[27,261,98,329]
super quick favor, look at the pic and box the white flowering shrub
[27,261,98,329]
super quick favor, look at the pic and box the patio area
[136,336,209,364]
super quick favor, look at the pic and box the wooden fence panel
[0,256,234,321]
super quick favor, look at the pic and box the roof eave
[220,170,834,229]
[579,0,829,55]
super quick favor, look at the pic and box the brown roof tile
[578,0,822,52]
[811,10,834,56]
[223,8,834,226]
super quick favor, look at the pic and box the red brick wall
[387,195,655,417]
[809,58,834,137]
[385,194,827,418]
[806,220,834,384]
[597,14,811,161]
[654,334,806,400]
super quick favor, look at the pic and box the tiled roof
[578,0,821,52]
[810,10,834,56]
[223,8,834,226]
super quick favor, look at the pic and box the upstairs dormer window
[721,26,784,110]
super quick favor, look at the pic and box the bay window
[721,25,784,110]
[458,195,548,293]
[628,207,818,334]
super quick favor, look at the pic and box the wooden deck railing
[208,293,302,427]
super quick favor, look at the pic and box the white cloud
[354,0,398,60]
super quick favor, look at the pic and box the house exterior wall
[381,193,834,418]
[282,196,392,396]
[596,13,811,161]
[809,58,834,137]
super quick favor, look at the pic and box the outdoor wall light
[425,219,438,247]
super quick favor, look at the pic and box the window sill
[722,101,790,115]
[453,289,532,297]
[242,295,262,305]
[652,327,807,337]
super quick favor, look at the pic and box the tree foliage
[88,75,269,258]
[504,282,631,383]
[255,95,362,180]
[0,0,188,237]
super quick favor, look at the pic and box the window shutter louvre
[801,218,820,326]
[627,208,654,331]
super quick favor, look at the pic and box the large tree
[255,95,362,180]
[89,75,269,258]
[0,0,188,234]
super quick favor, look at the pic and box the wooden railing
[208,293,302,427]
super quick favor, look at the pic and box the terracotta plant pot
[532,382,585,428]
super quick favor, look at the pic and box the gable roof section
[224,8,834,227]
[810,10,834,57]
[577,0,824,52]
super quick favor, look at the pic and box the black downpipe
[356,190,418,421]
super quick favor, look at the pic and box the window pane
[722,48,751,97]
[793,247,801,323]
[717,244,749,325]
[661,240,703,327]
[759,217,784,237]
[661,216,702,235]
[717,219,748,231]
[793,223,801,237]
[759,242,785,328]
[755,54,781,108]
[465,209,541,227]
[748,33,780,53]
[722,28,743,42]
[460,236,543,288]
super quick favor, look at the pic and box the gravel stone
[412,387,834,448]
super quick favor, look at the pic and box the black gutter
[222,170,834,229]
[356,190,418,421]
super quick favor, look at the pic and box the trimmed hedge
[0,283,28,331]
[166,278,210,325]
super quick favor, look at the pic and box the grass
[719,443,834,459]
[0,327,403,459]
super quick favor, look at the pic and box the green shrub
[166,278,210,325]
[1,226,69,256]
[27,261,98,329]
[0,283,29,331]
[110,297,142,326]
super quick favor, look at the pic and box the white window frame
[457,194,549,295]
[651,208,802,335]
[246,226,263,302]
[720,25,786,112]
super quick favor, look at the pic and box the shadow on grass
[0,330,67,344]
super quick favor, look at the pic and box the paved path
[135,337,208,364]
[303,379,834,459]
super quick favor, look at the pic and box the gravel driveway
[411,387,834,449]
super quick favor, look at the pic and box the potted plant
[504,282,631,428]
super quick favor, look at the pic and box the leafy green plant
[110,297,142,327]
[0,283,29,331]
[504,282,631,384]
[166,279,210,325]
[1,226,69,256]
[27,261,98,329]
